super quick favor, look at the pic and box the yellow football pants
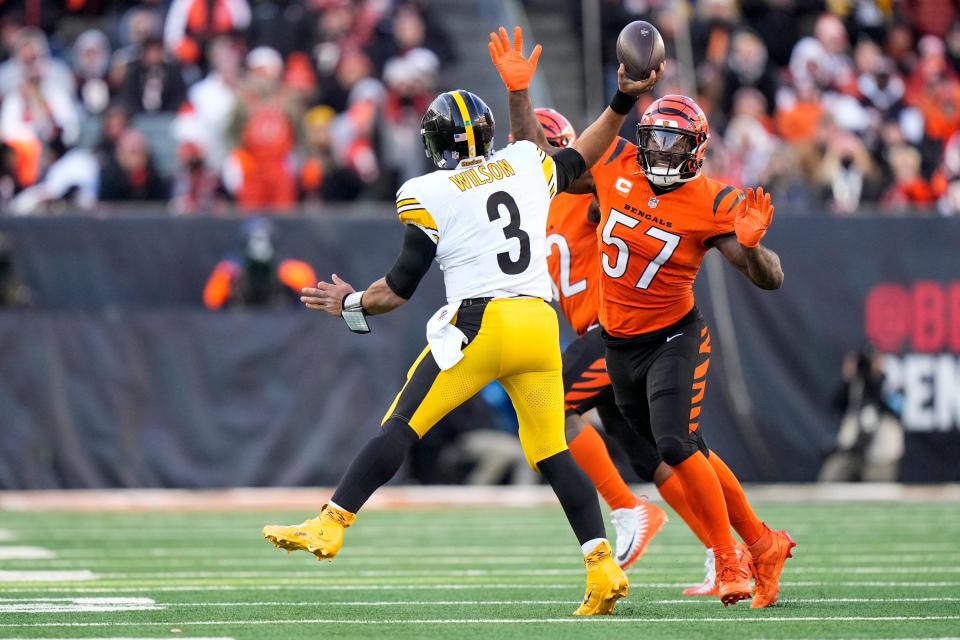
[381,297,567,468]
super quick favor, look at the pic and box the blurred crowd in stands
[601,0,960,215]
[2,1,960,216]
[0,0,452,214]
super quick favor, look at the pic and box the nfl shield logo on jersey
[647,197,659,208]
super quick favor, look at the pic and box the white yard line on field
[758,638,960,640]
[85,566,960,579]
[18,557,960,570]
[3,522,953,537]
[789,567,960,574]
[2,581,960,594]
[0,571,97,582]
[153,546,960,556]
[48,544,955,557]
[69,596,956,608]
[0,597,161,613]
[26,543,957,558]
[0,547,56,560]
[2,616,960,628]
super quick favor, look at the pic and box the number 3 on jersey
[601,209,680,289]
[487,191,531,275]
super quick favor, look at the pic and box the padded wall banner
[0,216,957,487]
[694,217,960,482]
[0,216,448,489]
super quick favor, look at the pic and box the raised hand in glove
[735,187,775,248]
[488,26,541,92]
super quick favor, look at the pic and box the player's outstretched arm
[488,26,549,149]
[570,62,662,169]
[300,225,437,329]
[301,276,407,317]
[713,187,784,290]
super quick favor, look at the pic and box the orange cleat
[748,527,797,608]
[716,545,752,606]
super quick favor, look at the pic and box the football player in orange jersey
[490,27,795,608]
[539,107,749,592]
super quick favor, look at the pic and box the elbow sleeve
[552,147,588,193]
[385,225,437,299]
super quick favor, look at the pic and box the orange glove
[735,187,774,248]
[488,26,542,92]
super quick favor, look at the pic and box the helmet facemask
[636,126,707,186]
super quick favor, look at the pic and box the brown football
[616,21,666,81]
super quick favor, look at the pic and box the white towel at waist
[426,301,466,370]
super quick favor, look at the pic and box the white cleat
[610,500,667,570]
[682,543,752,597]
[683,548,718,596]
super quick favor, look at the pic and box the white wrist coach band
[341,291,370,334]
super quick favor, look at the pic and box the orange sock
[568,425,637,511]
[708,452,766,546]
[658,473,711,548]
[670,452,736,555]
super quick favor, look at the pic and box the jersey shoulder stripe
[399,208,438,231]
[604,137,631,165]
[711,184,744,217]
[711,185,734,215]
[538,148,558,198]
[726,191,745,213]
[395,191,439,239]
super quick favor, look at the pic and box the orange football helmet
[535,107,577,148]
[636,95,709,186]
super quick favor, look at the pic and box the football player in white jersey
[262,33,659,615]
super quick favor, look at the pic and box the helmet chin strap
[646,167,680,186]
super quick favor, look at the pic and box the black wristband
[609,90,639,115]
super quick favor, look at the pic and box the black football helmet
[421,90,495,169]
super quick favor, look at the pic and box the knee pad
[657,434,698,466]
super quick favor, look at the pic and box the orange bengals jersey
[546,192,601,335]
[590,137,744,337]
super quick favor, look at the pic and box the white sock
[581,537,608,556]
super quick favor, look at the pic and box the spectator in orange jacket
[164,0,251,68]
[222,46,300,212]
[203,217,316,309]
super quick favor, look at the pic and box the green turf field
[0,500,958,639]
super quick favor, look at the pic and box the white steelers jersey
[395,140,559,303]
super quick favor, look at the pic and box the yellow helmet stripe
[450,90,477,158]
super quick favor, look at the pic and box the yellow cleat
[573,540,629,615]
[261,503,356,561]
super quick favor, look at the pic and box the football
[616,20,666,81]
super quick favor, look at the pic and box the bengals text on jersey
[589,137,745,338]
